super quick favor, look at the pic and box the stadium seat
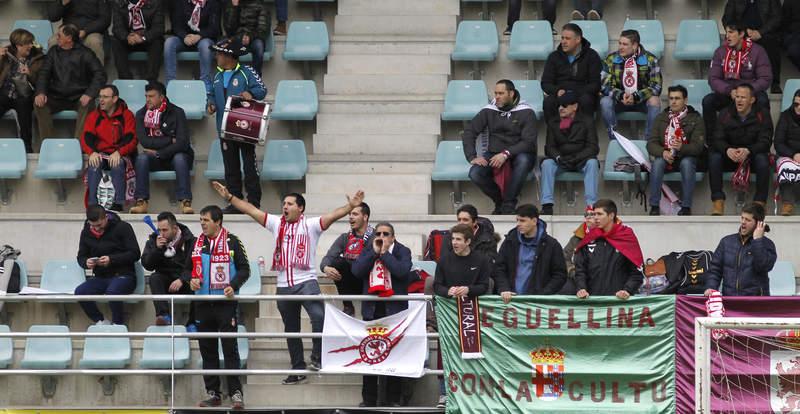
[34,139,83,203]
[671,79,712,115]
[0,325,12,369]
[622,20,664,59]
[166,81,206,120]
[451,21,499,64]
[782,80,800,111]
[570,20,608,57]
[271,80,319,121]
[20,325,71,369]
[140,325,191,369]
[113,79,147,113]
[204,139,225,180]
[40,260,85,294]
[237,259,262,303]
[12,20,53,52]
[432,141,471,182]
[219,325,249,368]
[261,139,307,181]
[603,140,647,205]
[507,20,554,78]
[513,79,544,120]
[769,261,796,296]
[79,324,131,369]
[0,138,27,204]
[412,260,437,276]
[674,20,719,62]
[282,22,330,61]
[441,80,488,122]
[51,110,78,120]
[127,51,147,62]
[15,258,28,290]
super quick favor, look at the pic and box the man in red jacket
[81,84,137,211]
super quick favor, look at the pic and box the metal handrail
[0,294,433,302]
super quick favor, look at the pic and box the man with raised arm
[211,181,364,385]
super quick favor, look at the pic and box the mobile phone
[88,257,99,262]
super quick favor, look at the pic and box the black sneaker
[222,204,242,214]
[109,203,124,212]
[282,375,307,385]
[230,390,245,410]
[308,359,321,371]
[198,390,221,407]
[541,203,554,215]
[649,206,660,216]
[503,27,511,36]
[677,207,692,216]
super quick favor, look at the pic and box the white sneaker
[437,395,446,408]
[95,319,112,326]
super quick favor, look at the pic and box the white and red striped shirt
[264,214,326,287]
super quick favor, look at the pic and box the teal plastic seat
[204,139,225,180]
[617,111,648,122]
[623,20,664,59]
[219,325,249,368]
[12,20,53,52]
[15,259,28,289]
[35,139,83,179]
[166,80,206,120]
[431,141,471,181]
[411,260,437,276]
[271,80,319,121]
[570,20,608,57]
[671,79,712,115]
[79,325,131,369]
[140,325,190,369]
[603,140,647,182]
[451,21,499,62]
[507,20,554,61]
[770,261,796,296]
[0,139,27,178]
[674,20,720,61]
[40,260,85,294]
[442,80,488,121]
[261,139,307,181]
[239,260,262,297]
[20,325,71,369]
[0,325,12,368]
[51,110,78,120]
[513,80,544,120]
[282,22,329,61]
[113,79,147,113]
[782,80,800,111]
[128,51,148,61]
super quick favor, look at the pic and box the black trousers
[220,138,261,207]
[362,302,403,406]
[508,0,556,28]
[148,271,193,317]
[756,35,781,88]
[543,92,597,123]
[109,37,164,82]
[329,257,363,308]
[0,94,34,152]
[196,301,242,395]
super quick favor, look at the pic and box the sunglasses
[584,212,595,218]
[375,231,392,237]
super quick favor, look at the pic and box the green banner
[436,295,676,413]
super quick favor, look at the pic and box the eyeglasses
[375,231,392,237]
[583,212,595,218]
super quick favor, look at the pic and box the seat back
[34,139,84,179]
[141,325,190,369]
[113,79,148,114]
[769,261,797,296]
[431,141,471,181]
[0,139,27,179]
[204,139,225,180]
[570,20,609,57]
[671,79,712,115]
[21,325,71,369]
[442,80,488,121]
[12,20,53,52]
[134,261,145,294]
[166,81,206,120]
[674,20,720,60]
[271,80,319,120]
[782,80,800,111]
[79,325,131,368]
[412,260,437,277]
[513,79,544,120]
[602,140,647,181]
[0,325,12,368]
[623,20,664,59]
[283,22,330,61]
[239,260,262,296]
[40,260,85,293]
[262,139,308,180]
[16,259,28,290]
[508,20,554,60]
[452,20,499,60]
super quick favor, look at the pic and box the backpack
[423,230,451,263]
[613,156,647,211]
[662,250,713,294]
[638,257,670,296]
[0,244,21,296]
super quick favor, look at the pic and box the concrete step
[334,15,457,36]
[306,173,432,194]
[327,54,452,75]
[338,0,459,16]
[330,38,454,55]
[244,382,362,406]
[316,113,441,135]
[313,134,439,155]
[323,73,449,95]
[307,154,435,173]
[318,96,444,114]
[257,315,314,333]
[305,193,431,215]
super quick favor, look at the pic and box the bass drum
[221,95,271,145]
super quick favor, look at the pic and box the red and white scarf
[271,215,311,271]
[705,290,729,341]
[188,0,206,32]
[342,226,373,261]
[128,0,147,32]
[732,157,751,193]
[143,98,167,137]
[622,50,639,95]
[191,227,231,290]
[664,107,688,149]
[368,258,394,297]
[723,37,753,80]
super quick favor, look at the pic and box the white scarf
[664,107,688,149]
[271,215,311,271]
[191,227,231,290]
[164,228,182,258]
[128,0,147,32]
[368,258,394,297]
[622,51,639,95]
[188,0,206,33]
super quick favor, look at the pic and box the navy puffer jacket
[705,234,777,296]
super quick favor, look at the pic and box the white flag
[321,301,428,378]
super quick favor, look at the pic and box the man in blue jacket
[704,202,777,296]
[207,37,266,214]
[185,205,250,409]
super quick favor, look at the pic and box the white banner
[321,301,428,378]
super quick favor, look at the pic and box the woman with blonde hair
[0,29,45,153]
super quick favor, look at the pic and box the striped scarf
[128,0,147,32]
[187,0,206,32]
[271,215,311,271]
[723,37,753,80]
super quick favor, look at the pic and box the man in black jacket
[75,205,141,325]
[495,204,566,303]
[541,23,603,122]
[539,91,600,215]
[47,0,109,62]
[723,0,783,93]
[141,211,194,326]
[34,24,106,139]
[708,83,773,215]
[434,224,492,299]
[223,0,270,78]
[130,81,194,214]
[775,89,800,215]
[784,0,800,73]
[462,79,537,215]
[109,0,165,81]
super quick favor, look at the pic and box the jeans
[75,275,136,325]
[468,152,535,208]
[599,96,661,140]
[134,152,193,200]
[572,0,605,15]
[247,38,265,78]
[540,158,599,206]
[276,280,325,370]
[702,92,769,136]
[276,0,288,22]
[649,156,696,208]
[87,159,127,205]
[708,151,770,202]
[196,301,242,395]
[163,36,215,90]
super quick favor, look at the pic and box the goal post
[695,317,800,413]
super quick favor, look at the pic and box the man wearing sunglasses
[774,89,800,215]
